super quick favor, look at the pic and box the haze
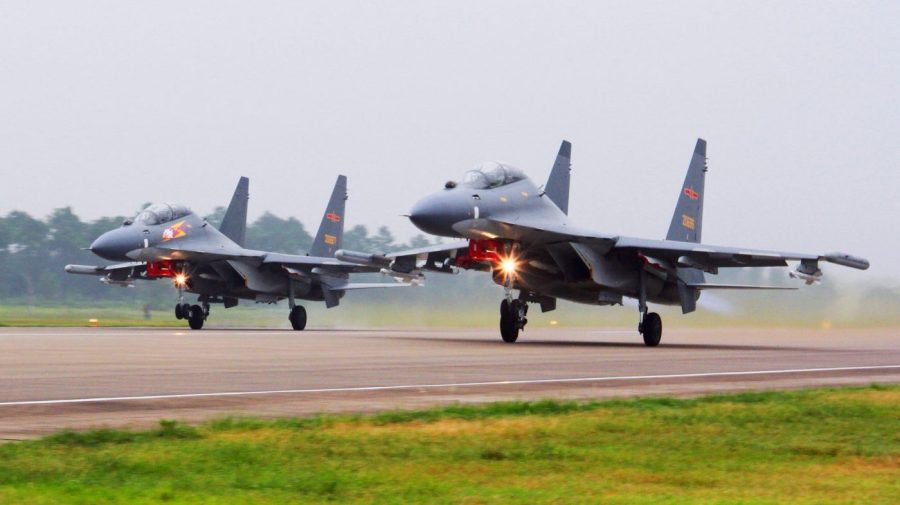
[1,1,897,279]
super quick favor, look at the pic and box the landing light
[174,273,188,287]
[500,257,518,276]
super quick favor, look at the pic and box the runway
[0,326,897,439]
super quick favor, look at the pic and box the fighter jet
[66,176,414,330]
[341,139,869,346]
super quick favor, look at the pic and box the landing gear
[287,279,307,331]
[289,305,307,331]
[187,304,205,330]
[636,269,662,346]
[499,298,527,343]
[640,312,662,347]
[174,302,191,320]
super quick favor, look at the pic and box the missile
[65,264,102,275]
[335,249,391,268]
[823,252,869,270]
[380,268,425,286]
[789,269,822,285]
[99,277,134,288]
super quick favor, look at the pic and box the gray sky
[1,1,897,280]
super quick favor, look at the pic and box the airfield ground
[0,326,896,439]
[0,386,897,504]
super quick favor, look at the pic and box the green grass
[0,386,898,504]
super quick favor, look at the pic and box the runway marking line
[1,365,898,407]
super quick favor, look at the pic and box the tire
[174,304,184,320]
[289,306,307,331]
[187,304,204,330]
[642,312,662,347]
[499,299,518,343]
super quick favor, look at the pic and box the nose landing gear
[171,272,207,330]
[499,298,528,343]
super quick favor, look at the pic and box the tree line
[0,206,438,305]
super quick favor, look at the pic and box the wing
[329,241,474,278]
[126,245,263,264]
[386,240,476,273]
[469,215,868,275]
[451,217,616,251]
[612,236,869,273]
[262,252,382,273]
[400,216,868,288]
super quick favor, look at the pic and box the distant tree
[47,207,87,254]
[46,208,90,299]
[4,211,48,252]
[0,215,8,254]
[245,212,312,254]
[370,226,395,252]
[205,206,227,229]
[342,225,371,252]
[1,211,49,302]
[404,234,433,249]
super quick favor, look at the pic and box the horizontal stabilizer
[688,283,797,290]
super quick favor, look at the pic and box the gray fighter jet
[340,139,869,346]
[66,176,413,330]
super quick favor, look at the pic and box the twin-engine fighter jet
[66,176,413,330]
[350,139,868,346]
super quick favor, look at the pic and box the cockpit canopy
[133,203,193,226]
[460,162,526,189]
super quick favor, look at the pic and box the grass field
[0,386,897,504]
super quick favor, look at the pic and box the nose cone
[90,229,133,261]
[409,191,471,237]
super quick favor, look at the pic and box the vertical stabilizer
[543,140,572,214]
[309,175,348,258]
[666,139,707,243]
[666,139,708,313]
[219,176,249,247]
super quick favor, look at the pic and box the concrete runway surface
[0,326,897,439]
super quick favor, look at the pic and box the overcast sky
[1,1,897,280]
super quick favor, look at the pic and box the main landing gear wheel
[187,304,205,330]
[499,299,527,343]
[289,305,307,331]
[641,312,662,347]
